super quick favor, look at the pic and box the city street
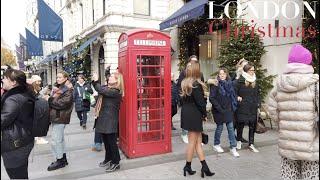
[1,108,280,180]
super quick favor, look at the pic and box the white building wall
[168,0,184,80]
[240,0,303,77]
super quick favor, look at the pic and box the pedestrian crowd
[1,44,318,179]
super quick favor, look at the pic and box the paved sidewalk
[1,108,280,179]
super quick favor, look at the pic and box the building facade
[27,0,180,85]
[26,0,304,85]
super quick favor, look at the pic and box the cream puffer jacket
[268,74,319,161]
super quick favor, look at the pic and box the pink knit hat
[288,44,312,65]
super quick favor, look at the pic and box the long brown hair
[181,63,207,97]
[218,67,231,80]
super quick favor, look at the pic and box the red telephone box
[118,29,172,158]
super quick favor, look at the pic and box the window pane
[134,0,150,15]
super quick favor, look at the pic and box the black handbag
[202,133,209,144]
[1,122,33,153]
[82,99,91,108]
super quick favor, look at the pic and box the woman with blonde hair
[114,69,124,97]
[181,63,214,178]
[92,72,122,172]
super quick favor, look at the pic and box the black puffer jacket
[1,86,35,152]
[235,76,260,124]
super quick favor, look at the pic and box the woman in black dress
[181,63,214,178]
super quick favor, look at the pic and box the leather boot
[63,153,68,165]
[183,161,196,176]
[200,160,215,178]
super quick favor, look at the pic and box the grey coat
[93,81,121,134]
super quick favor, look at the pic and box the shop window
[134,0,150,16]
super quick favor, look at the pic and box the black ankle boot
[200,160,215,178]
[183,161,196,176]
[63,153,68,165]
[47,158,67,171]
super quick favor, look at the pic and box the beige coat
[268,74,319,161]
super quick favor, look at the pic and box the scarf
[94,85,108,118]
[284,63,314,74]
[241,72,256,83]
[51,84,69,98]
[77,81,85,87]
[94,95,103,118]
[217,78,238,111]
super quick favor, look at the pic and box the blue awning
[39,50,66,64]
[40,55,53,64]
[160,0,207,30]
[72,35,99,55]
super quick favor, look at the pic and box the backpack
[32,97,50,137]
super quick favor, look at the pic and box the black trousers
[77,111,88,125]
[236,121,256,145]
[102,133,120,164]
[171,105,177,127]
[5,163,28,179]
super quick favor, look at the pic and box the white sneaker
[248,144,259,153]
[35,137,49,144]
[236,141,242,150]
[181,134,189,144]
[230,148,240,157]
[213,145,224,153]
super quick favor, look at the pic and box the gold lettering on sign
[133,40,166,46]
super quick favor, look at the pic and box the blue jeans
[214,122,237,148]
[51,124,66,159]
[94,132,103,144]
[77,111,88,125]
